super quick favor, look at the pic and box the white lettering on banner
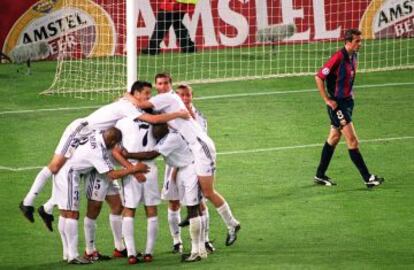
[136,0,156,37]
[255,0,270,31]
[188,0,219,46]
[313,0,341,39]
[281,0,310,40]
[218,0,249,46]
[135,0,342,47]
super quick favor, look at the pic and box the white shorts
[176,164,201,206]
[52,166,81,211]
[121,162,160,208]
[192,136,217,176]
[85,170,120,202]
[161,165,179,201]
[54,118,89,158]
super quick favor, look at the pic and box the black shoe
[182,46,196,53]
[225,224,241,246]
[68,256,92,264]
[205,241,215,253]
[172,243,183,254]
[178,217,190,227]
[181,253,201,263]
[38,206,54,232]
[19,201,34,223]
[314,175,337,186]
[141,48,160,55]
[365,175,384,188]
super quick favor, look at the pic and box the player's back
[115,118,156,164]
[156,131,194,168]
[65,131,112,174]
[85,98,142,131]
[150,91,208,144]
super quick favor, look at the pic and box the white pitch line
[1,135,413,172]
[1,82,413,116]
[218,136,414,155]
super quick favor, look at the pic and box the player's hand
[131,162,150,174]
[325,99,337,110]
[134,173,146,183]
[177,109,191,119]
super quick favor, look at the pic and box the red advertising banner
[1,0,413,60]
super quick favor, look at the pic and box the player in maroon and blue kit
[313,29,384,188]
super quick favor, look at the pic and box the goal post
[41,0,414,99]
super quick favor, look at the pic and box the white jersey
[193,106,207,133]
[115,117,156,164]
[84,98,144,131]
[150,91,208,144]
[155,131,194,168]
[65,131,114,174]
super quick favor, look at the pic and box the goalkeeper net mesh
[43,0,414,99]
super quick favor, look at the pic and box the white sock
[189,216,201,254]
[122,217,136,257]
[58,216,68,261]
[167,209,182,245]
[84,217,97,255]
[145,216,158,255]
[65,218,79,260]
[109,214,125,251]
[201,209,210,242]
[43,197,55,215]
[217,202,239,229]
[199,215,207,255]
[23,167,52,206]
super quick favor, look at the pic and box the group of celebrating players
[19,28,386,266]
[19,73,241,264]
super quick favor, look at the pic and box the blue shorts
[327,98,354,129]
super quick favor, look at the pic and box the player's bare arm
[315,75,337,110]
[106,163,149,180]
[124,150,160,161]
[138,109,190,124]
[112,146,147,182]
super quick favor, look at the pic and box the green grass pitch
[0,61,413,269]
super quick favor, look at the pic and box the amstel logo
[2,0,117,59]
[360,0,414,39]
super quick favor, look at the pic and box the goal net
[43,0,414,98]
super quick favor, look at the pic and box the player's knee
[62,211,79,220]
[347,137,359,149]
[110,204,123,215]
[145,206,158,218]
[169,200,181,211]
[122,207,135,217]
[48,164,61,174]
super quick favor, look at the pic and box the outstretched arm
[124,150,160,161]
[138,109,190,124]
[111,146,148,182]
[106,163,149,181]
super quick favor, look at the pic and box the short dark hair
[130,80,152,94]
[176,84,192,92]
[344,29,362,43]
[155,72,172,84]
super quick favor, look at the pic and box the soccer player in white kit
[162,84,214,253]
[131,73,240,245]
[20,81,189,223]
[112,117,161,264]
[122,123,208,262]
[53,127,148,264]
